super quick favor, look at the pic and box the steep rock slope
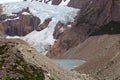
[0,10,40,36]
[47,0,120,58]
[68,0,90,9]
[0,39,95,80]
[73,34,120,80]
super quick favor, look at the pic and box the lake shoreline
[51,59,86,70]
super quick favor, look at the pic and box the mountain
[0,38,96,80]
[0,0,120,79]
[47,0,120,58]
[46,0,120,79]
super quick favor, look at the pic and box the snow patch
[4,17,19,22]
[67,24,72,28]
[22,12,31,15]
[59,0,71,6]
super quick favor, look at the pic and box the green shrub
[2,77,10,80]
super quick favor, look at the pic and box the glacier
[3,1,79,54]
[0,0,22,3]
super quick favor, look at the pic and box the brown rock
[47,0,120,58]
[53,21,64,39]
[68,0,91,9]
[52,0,62,5]
[38,18,52,30]
[0,8,41,36]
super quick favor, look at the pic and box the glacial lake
[52,59,85,70]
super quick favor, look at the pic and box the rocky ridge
[0,39,95,80]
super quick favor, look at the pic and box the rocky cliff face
[0,8,41,37]
[68,0,90,9]
[47,0,120,58]
[47,0,120,79]
[0,7,54,37]
[51,0,62,5]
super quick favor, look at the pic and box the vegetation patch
[0,43,45,80]
[8,52,45,80]
[0,43,9,55]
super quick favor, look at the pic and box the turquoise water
[52,59,85,70]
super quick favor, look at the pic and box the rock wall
[68,0,90,9]
[0,8,41,37]
[47,0,120,58]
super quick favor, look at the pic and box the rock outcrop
[0,8,41,37]
[51,0,62,5]
[39,18,52,30]
[68,0,90,9]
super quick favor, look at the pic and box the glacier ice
[3,1,79,54]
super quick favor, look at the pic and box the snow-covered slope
[3,1,79,54]
[0,0,70,5]
[0,0,22,3]
[59,0,70,6]
[26,0,71,6]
